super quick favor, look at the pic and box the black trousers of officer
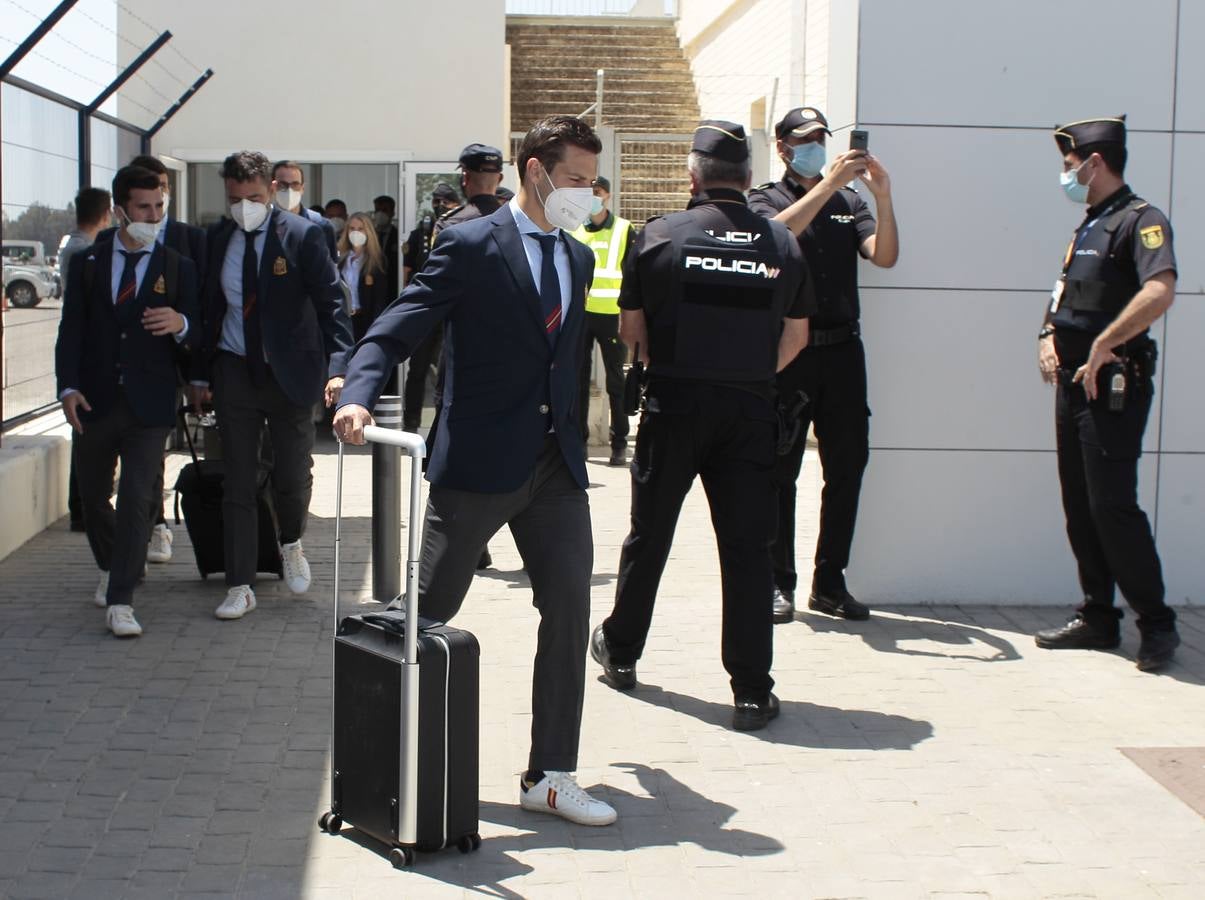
[578,311,630,449]
[772,337,870,595]
[1055,369,1174,633]
[403,329,441,430]
[604,380,777,701]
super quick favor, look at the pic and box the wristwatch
[1038,325,1056,340]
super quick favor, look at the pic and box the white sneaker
[216,585,256,620]
[280,541,311,594]
[146,523,173,563]
[106,604,142,638]
[93,572,109,608]
[519,771,617,826]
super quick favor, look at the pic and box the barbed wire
[115,0,205,74]
[72,1,193,92]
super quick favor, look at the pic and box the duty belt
[809,323,860,347]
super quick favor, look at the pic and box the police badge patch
[1140,225,1164,249]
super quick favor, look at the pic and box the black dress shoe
[1136,628,1180,672]
[590,624,636,690]
[772,588,795,624]
[733,693,780,732]
[476,548,492,570]
[1034,616,1120,650]
[608,447,627,467]
[808,588,870,621]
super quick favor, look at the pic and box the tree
[2,203,78,258]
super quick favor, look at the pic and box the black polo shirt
[1051,185,1176,338]
[747,175,876,329]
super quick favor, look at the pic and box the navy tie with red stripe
[533,233,561,345]
[116,250,146,306]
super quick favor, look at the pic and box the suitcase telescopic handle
[362,425,427,460]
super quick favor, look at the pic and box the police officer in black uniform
[400,182,460,431]
[590,121,814,731]
[1034,116,1180,672]
[432,142,505,240]
[747,107,898,624]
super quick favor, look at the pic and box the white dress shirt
[508,198,571,327]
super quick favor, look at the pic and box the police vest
[649,212,788,383]
[572,216,631,315]
[1059,196,1148,321]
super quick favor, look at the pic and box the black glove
[623,344,646,416]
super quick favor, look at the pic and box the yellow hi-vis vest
[572,216,631,315]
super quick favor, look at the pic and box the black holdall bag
[318,427,481,868]
[173,407,283,580]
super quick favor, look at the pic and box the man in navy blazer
[56,165,199,638]
[335,116,617,828]
[126,154,207,566]
[272,160,338,261]
[190,150,353,622]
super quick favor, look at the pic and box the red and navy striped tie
[534,233,561,344]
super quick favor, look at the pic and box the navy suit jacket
[339,204,594,493]
[200,209,354,408]
[298,207,338,261]
[55,232,200,428]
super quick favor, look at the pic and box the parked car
[2,240,61,308]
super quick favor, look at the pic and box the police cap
[692,121,749,163]
[458,143,503,172]
[1053,116,1126,155]
[431,183,459,202]
[775,106,831,140]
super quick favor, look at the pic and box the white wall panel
[859,289,1162,454]
[1155,454,1205,606]
[1154,297,1205,454]
[825,0,859,130]
[1168,133,1205,296]
[846,449,1159,605]
[1174,0,1205,132]
[856,0,1178,130]
[853,126,1172,293]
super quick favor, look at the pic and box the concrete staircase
[507,16,700,222]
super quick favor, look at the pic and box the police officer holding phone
[1034,116,1180,672]
[748,107,898,625]
[590,121,813,732]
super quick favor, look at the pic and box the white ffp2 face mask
[231,199,269,232]
[537,170,593,231]
[118,207,163,248]
[274,187,301,211]
[347,229,368,248]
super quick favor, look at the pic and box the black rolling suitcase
[173,409,284,580]
[318,427,481,868]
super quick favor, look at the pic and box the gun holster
[775,389,810,455]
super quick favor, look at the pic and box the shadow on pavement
[342,761,781,894]
[620,683,933,750]
[799,608,1022,662]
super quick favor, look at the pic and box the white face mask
[119,207,163,248]
[274,187,301,211]
[161,192,171,216]
[347,229,368,248]
[231,199,270,232]
[536,170,593,231]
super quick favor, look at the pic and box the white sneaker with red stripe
[519,771,617,826]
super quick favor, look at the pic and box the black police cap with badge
[458,143,503,173]
[692,120,750,162]
[1053,115,1126,155]
[774,106,832,141]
